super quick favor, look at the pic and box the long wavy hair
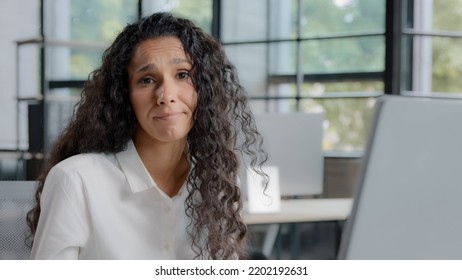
[26,12,267,259]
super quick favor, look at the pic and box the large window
[221,0,385,153]
[37,0,462,156]
[41,0,385,154]
[401,0,462,96]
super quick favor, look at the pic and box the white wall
[0,0,39,150]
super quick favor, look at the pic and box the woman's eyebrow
[134,58,191,73]
[171,58,191,66]
[135,63,156,73]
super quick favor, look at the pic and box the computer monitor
[240,112,324,198]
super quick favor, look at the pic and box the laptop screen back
[339,96,462,259]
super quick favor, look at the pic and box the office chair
[0,181,36,259]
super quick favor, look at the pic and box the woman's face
[128,36,197,145]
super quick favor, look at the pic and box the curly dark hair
[26,12,267,259]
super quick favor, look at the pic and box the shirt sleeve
[30,165,91,260]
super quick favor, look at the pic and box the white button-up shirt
[30,140,197,259]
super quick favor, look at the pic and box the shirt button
[164,244,171,251]
[165,206,172,213]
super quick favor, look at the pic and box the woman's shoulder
[51,152,117,176]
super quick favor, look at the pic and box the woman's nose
[156,79,176,105]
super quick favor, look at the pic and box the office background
[1,0,462,259]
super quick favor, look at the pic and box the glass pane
[268,42,297,75]
[143,0,213,34]
[432,0,462,31]
[224,44,268,98]
[408,35,462,94]
[70,0,138,42]
[221,0,297,42]
[300,97,377,151]
[432,36,462,93]
[301,36,385,73]
[267,81,383,98]
[408,0,462,32]
[301,0,385,37]
[249,99,297,114]
[221,0,268,42]
[44,0,138,81]
[268,0,298,40]
[268,83,296,98]
[168,0,213,34]
[301,81,384,97]
[46,45,105,80]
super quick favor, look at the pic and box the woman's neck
[133,136,190,197]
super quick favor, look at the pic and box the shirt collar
[116,139,156,193]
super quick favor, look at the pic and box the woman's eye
[139,77,155,84]
[177,71,190,80]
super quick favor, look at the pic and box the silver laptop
[338,95,462,259]
[240,112,324,198]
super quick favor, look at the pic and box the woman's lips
[154,112,183,120]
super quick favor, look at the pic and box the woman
[27,12,267,260]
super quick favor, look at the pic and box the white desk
[242,198,353,258]
[243,198,353,224]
